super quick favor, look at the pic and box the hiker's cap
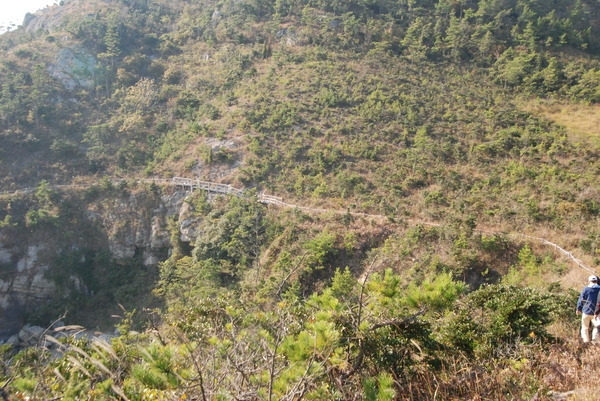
[589,275,598,282]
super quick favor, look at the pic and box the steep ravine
[1,177,595,339]
[0,184,198,337]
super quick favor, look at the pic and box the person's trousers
[581,313,599,343]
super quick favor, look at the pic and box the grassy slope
[522,99,600,146]
[3,1,600,398]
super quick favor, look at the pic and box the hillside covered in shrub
[2,0,600,399]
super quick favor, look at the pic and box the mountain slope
[2,0,600,398]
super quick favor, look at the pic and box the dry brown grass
[540,336,600,401]
[405,330,600,401]
[520,98,600,148]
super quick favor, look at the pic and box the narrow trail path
[1,176,595,275]
[171,177,595,275]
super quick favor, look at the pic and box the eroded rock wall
[0,186,200,336]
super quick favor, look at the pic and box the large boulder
[18,325,45,346]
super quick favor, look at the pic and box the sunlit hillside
[1,0,600,399]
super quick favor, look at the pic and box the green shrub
[441,284,559,358]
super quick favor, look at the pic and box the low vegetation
[1,0,600,398]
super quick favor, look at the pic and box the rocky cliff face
[0,186,201,337]
[48,46,97,90]
[0,238,56,337]
[23,0,105,35]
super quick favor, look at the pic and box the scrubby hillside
[2,0,600,399]
[2,0,600,236]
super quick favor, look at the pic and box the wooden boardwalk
[171,176,284,205]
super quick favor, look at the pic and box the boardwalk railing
[172,177,244,197]
[258,193,284,205]
[172,177,287,206]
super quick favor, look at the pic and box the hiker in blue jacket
[576,275,600,343]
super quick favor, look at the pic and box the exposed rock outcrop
[3,322,118,350]
[0,187,201,337]
[48,46,97,90]
[0,241,56,336]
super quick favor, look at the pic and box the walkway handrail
[172,177,245,197]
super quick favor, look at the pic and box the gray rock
[95,333,116,343]
[212,10,223,25]
[18,325,45,345]
[329,19,341,28]
[48,46,96,90]
[51,320,65,330]
[5,334,20,346]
